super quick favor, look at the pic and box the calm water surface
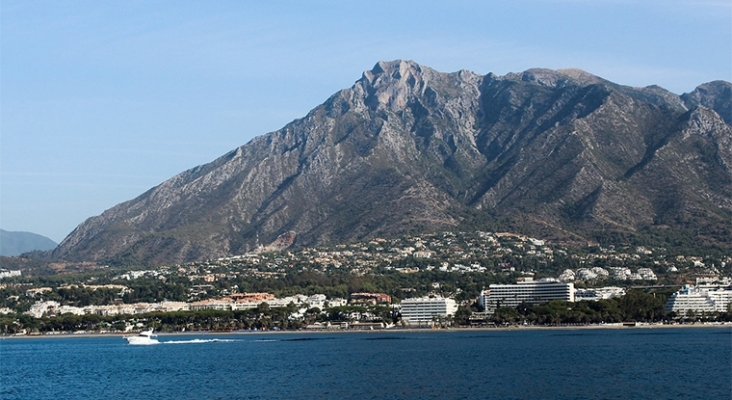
[1,328,730,400]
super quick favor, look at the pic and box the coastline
[3,322,730,340]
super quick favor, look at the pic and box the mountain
[54,60,732,265]
[0,229,57,256]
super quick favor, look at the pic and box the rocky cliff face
[54,60,732,265]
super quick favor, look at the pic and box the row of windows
[481,285,574,311]
[401,304,451,310]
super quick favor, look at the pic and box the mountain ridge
[53,60,732,265]
[0,229,58,257]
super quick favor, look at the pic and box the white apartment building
[0,269,21,279]
[664,285,732,316]
[399,297,458,327]
[480,278,575,314]
[574,286,625,302]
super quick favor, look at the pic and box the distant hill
[0,229,57,256]
[54,60,732,265]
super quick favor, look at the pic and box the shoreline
[3,322,730,340]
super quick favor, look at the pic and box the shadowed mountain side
[0,230,57,257]
[53,61,732,265]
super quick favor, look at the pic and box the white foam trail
[161,338,236,344]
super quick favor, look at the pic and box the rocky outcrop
[681,81,732,124]
[54,60,732,265]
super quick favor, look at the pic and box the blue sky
[1,0,731,243]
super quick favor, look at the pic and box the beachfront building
[399,297,458,327]
[664,285,732,316]
[480,277,575,314]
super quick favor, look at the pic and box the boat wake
[161,338,236,345]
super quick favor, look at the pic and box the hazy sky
[1,0,731,243]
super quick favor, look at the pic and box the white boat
[125,329,159,345]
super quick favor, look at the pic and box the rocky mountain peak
[682,80,732,125]
[53,61,732,265]
[358,60,446,111]
[354,60,483,118]
[500,68,602,89]
[556,68,605,85]
[362,60,423,84]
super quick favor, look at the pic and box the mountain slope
[0,229,57,256]
[54,61,732,265]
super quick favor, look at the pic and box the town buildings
[24,300,190,318]
[189,294,344,311]
[350,292,392,305]
[574,287,625,301]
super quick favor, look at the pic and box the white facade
[400,297,458,326]
[0,269,21,279]
[25,301,61,318]
[636,268,657,281]
[574,286,625,302]
[22,294,343,319]
[664,285,732,316]
[196,294,340,311]
[480,278,575,313]
[558,269,576,282]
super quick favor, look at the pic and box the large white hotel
[480,277,575,314]
[399,297,458,327]
[664,284,732,316]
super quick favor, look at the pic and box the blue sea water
[1,327,730,400]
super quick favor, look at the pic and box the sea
[1,327,730,400]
